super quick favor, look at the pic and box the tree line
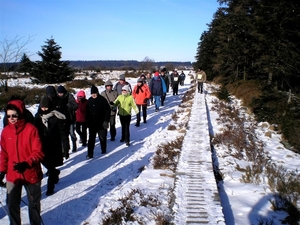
[195,0,300,151]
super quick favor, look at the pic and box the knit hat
[122,85,130,92]
[46,86,56,98]
[137,78,143,83]
[77,90,86,98]
[40,95,51,108]
[91,85,99,94]
[119,74,125,80]
[154,72,160,76]
[105,80,113,86]
[57,85,66,94]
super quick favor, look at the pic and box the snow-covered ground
[0,71,299,224]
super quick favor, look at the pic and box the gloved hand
[110,101,114,105]
[0,172,5,186]
[13,161,29,173]
[143,98,148,103]
[103,121,109,129]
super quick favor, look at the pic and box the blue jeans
[153,95,161,110]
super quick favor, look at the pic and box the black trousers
[75,121,87,145]
[87,127,107,155]
[198,82,204,93]
[119,115,131,142]
[109,115,116,139]
[136,104,147,123]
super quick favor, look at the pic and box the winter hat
[105,80,113,86]
[40,95,51,108]
[46,86,57,98]
[140,74,146,79]
[91,85,99,94]
[137,78,143,83]
[122,85,130,92]
[154,72,160,76]
[57,85,66,94]
[119,74,125,80]
[161,68,167,72]
[77,90,86,98]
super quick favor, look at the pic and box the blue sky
[0,0,220,62]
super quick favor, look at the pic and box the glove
[110,101,114,105]
[13,161,29,173]
[0,172,5,187]
[143,98,148,103]
[103,121,109,129]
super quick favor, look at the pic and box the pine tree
[31,37,74,83]
[18,53,33,75]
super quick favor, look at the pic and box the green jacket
[114,94,139,116]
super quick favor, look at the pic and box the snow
[0,71,299,224]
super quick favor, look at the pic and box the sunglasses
[7,114,18,119]
[122,90,127,92]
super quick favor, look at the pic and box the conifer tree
[31,37,74,83]
[18,53,33,75]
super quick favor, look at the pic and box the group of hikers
[0,67,206,225]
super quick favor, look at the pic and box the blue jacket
[149,76,167,96]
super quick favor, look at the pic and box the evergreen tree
[31,37,74,83]
[18,53,33,75]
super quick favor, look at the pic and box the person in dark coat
[45,85,70,158]
[34,95,70,196]
[170,69,180,95]
[160,68,170,106]
[113,74,132,95]
[149,71,167,112]
[57,85,79,152]
[86,85,111,158]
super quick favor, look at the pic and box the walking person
[0,99,44,225]
[57,85,79,152]
[196,67,207,94]
[101,80,118,141]
[113,74,132,95]
[45,85,70,159]
[170,69,180,95]
[86,85,111,158]
[160,68,169,106]
[145,72,153,105]
[132,77,151,126]
[113,85,139,146]
[179,71,186,86]
[149,71,167,112]
[34,95,70,196]
[75,90,88,147]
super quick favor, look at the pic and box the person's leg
[142,105,147,123]
[70,123,77,152]
[75,122,82,142]
[154,95,161,110]
[25,182,42,225]
[161,93,166,106]
[135,105,141,126]
[119,115,125,142]
[87,127,96,157]
[124,115,131,144]
[98,129,107,154]
[82,122,87,146]
[6,182,22,225]
[109,115,116,141]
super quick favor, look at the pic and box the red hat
[154,72,159,76]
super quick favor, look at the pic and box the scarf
[40,110,66,128]
[135,85,144,94]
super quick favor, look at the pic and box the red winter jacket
[132,84,151,105]
[0,100,44,184]
[76,90,88,123]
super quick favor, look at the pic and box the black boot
[72,142,77,153]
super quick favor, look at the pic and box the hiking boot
[126,142,130,146]
[120,139,125,142]
[135,123,140,127]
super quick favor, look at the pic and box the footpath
[172,89,226,224]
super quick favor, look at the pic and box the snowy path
[172,90,225,224]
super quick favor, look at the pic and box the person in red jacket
[132,77,151,126]
[0,100,44,225]
[75,90,88,147]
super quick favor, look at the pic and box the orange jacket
[132,84,151,105]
